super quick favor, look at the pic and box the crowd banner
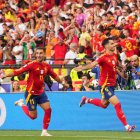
[0,91,140,131]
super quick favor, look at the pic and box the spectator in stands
[15,16,27,37]
[79,25,92,46]
[64,27,79,46]
[45,30,58,64]
[0,38,5,63]
[119,29,139,58]
[2,39,16,82]
[35,30,45,47]
[20,31,36,60]
[70,45,86,83]
[77,45,86,64]
[75,7,86,27]
[83,39,93,57]
[83,55,99,90]
[53,36,68,64]
[61,75,73,91]
[12,80,22,92]
[11,73,28,92]
[64,43,78,75]
[76,73,94,91]
[0,47,2,63]
[83,0,94,8]
[12,38,23,64]
[27,17,36,37]
[129,55,140,89]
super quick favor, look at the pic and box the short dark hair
[36,47,46,52]
[82,73,91,80]
[64,75,72,85]
[102,37,113,47]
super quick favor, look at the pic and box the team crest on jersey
[40,70,44,74]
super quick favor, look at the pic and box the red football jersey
[14,60,57,95]
[96,53,118,86]
[119,38,138,57]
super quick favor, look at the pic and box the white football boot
[14,99,24,106]
[41,130,52,136]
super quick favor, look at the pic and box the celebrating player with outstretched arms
[1,47,63,136]
[75,37,136,132]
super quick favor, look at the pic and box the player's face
[36,49,45,62]
[107,40,116,52]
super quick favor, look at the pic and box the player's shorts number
[0,98,6,127]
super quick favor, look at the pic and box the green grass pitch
[0,131,140,140]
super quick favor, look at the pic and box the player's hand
[0,74,6,79]
[74,65,83,72]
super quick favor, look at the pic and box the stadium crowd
[0,0,140,92]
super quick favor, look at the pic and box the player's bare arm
[54,76,62,84]
[54,76,69,87]
[74,61,98,72]
[1,71,14,79]
[116,66,128,80]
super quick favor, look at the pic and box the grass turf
[0,130,140,140]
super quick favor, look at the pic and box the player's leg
[79,86,109,108]
[38,92,52,136]
[15,92,37,119]
[108,88,136,132]
[79,96,109,108]
[89,98,109,108]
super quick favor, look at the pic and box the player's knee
[30,113,37,120]
[102,105,108,109]
[44,108,52,114]
[102,102,109,109]
[31,116,37,120]
[114,102,121,110]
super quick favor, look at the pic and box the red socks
[88,98,107,108]
[114,102,128,126]
[88,99,128,126]
[21,105,52,129]
[21,105,36,120]
[22,106,52,129]
[43,108,52,129]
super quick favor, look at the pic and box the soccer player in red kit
[1,47,63,136]
[75,37,136,132]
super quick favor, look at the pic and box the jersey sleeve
[14,62,33,76]
[96,55,105,64]
[47,64,58,79]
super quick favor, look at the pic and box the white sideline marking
[0,135,140,139]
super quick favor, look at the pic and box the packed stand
[0,0,140,92]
